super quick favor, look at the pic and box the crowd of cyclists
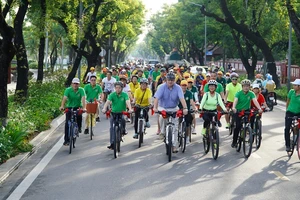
[59,61,300,154]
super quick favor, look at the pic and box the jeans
[284,111,300,147]
[134,107,149,133]
[110,114,126,144]
[64,108,82,142]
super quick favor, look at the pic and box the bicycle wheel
[255,120,262,149]
[211,128,219,160]
[243,126,253,158]
[90,114,93,140]
[288,129,295,157]
[229,114,234,136]
[297,133,300,160]
[180,122,186,153]
[114,125,118,158]
[138,120,144,148]
[69,124,73,154]
[73,125,77,149]
[168,126,173,162]
[116,126,121,153]
[203,128,210,154]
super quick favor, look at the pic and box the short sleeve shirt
[134,88,152,107]
[154,83,184,108]
[108,92,129,113]
[287,89,300,113]
[144,71,150,78]
[251,93,265,109]
[204,82,224,94]
[100,73,106,80]
[226,83,242,102]
[84,84,102,102]
[178,90,193,110]
[152,71,161,81]
[235,91,256,111]
[129,82,140,94]
[112,75,120,81]
[64,87,86,108]
[102,77,116,91]
[188,86,198,101]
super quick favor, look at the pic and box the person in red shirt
[250,84,268,128]
[201,73,211,96]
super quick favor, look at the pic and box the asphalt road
[1,104,300,200]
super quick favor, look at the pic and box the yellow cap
[187,78,194,83]
[183,73,190,78]
[90,67,95,71]
[180,80,188,86]
[217,71,223,75]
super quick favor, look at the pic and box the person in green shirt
[84,75,103,134]
[60,78,86,146]
[216,71,227,90]
[179,80,197,144]
[144,67,150,79]
[102,81,133,150]
[203,71,224,99]
[231,79,262,148]
[151,65,161,94]
[99,68,107,84]
[200,80,227,136]
[284,79,300,152]
[112,69,120,81]
[187,78,199,135]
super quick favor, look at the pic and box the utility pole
[287,21,292,91]
[45,30,49,70]
[77,0,83,79]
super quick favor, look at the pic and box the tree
[286,0,300,45]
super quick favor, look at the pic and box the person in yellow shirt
[133,78,152,139]
[129,75,140,96]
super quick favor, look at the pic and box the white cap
[72,78,80,84]
[252,84,260,89]
[206,73,211,77]
[169,69,174,72]
[121,69,126,72]
[231,68,236,71]
[291,79,300,85]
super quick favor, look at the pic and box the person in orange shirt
[200,73,211,95]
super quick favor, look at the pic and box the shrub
[276,86,288,101]
[29,61,38,69]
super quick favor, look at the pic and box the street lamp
[77,2,95,79]
[188,2,207,65]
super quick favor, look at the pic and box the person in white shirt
[84,67,97,83]
[101,71,116,101]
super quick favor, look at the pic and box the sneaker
[231,143,237,148]
[79,129,82,133]
[126,117,131,123]
[107,144,114,150]
[286,146,292,152]
[145,121,151,128]
[96,117,100,122]
[172,146,178,153]
[217,121,222,127]
[226,123,230,129]
[274,102,277,105]
[133,133,138,139]
[84,129,89,134]
[186,136,190,144]
[192,126,196,135]
[63,141,69,146]
[201,128,207,136]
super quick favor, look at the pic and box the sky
[137,0,178,43]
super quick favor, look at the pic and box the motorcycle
[266,92,275,111]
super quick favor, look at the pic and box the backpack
[205,92,219,106]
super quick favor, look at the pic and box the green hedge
[0,71,66,164]
[276,86,288,101]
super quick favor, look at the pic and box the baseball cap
[72,78,80,84]
[291,79,300,85]
[180,80,188,86]
[252,84,260,89]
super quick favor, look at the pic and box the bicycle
[86,100,98,140]
[201,110,225,160]
[177,109,195,153]
[225,102,234,136]
[110,111,130,158]
[135,105,151,148]
[157,110,178,162]
[235,110,254,158]
[64,108,84,154]
[251,109,268,150]
[287,116,300,159]
[103,90,112,119]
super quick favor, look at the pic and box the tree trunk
[0,13,16,126]
[286,0,300,45]
[14,0,29,102]
[37,0,46,83]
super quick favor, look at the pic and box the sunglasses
[90,79,96,81]
[181,85,187,86]
[232,78,238,81]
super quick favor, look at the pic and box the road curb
[0,114,65,184]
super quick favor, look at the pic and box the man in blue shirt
[153,72,188,152]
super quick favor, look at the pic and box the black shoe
[218,121,222,127]
[286,146,292,152]
[63,141,69,146]
[231,143,237,148]
[107,144,114,150]
[84,129,89,134]
[274,102,277,105]
[79,129,82,133]
[122,130,128,136]
[96,117,100,122]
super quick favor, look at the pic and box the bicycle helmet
[267,75,272,81]
[160,68,166,73]
[208,80,218,86]
[166,72,176,81]
[140,78,148,84]
[241,79,251,86]
[119,75,127,80]
[114,81,123,88]
[230,72,239,78]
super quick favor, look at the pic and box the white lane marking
[7,136,64,200]
[269,171,290,181]
[251,152,261,159]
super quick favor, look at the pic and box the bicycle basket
[86,103,98,114]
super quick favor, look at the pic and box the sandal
[156,129,160,135]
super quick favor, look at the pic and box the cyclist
[224,73,242,128]
[231,79,263,148]
[203,71,224,99]
[253,73,263,89]
[112,68,120,81]
[187,78,199,134]
[201,73,210,96]
[84,67,97,84]
[102,81,133,150]
[225,72,231,84]
[101,71,116,102]
[199,80,227,136]
[120,75,132,101]
[99,67,107,83]
[284,79,300,152]
[195,68,205,90]
[250,84,268,129]
[84,75,103,133]
[155,68,167,91]
[60,78,86,146]
[133,78,152,139]
[129,75,140,95]
[262,74,277,105]
[137,69,145,82]
[151,65,161,94]
[216,71,227,89]
[153,72,188,153]
[179,80,197,143]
